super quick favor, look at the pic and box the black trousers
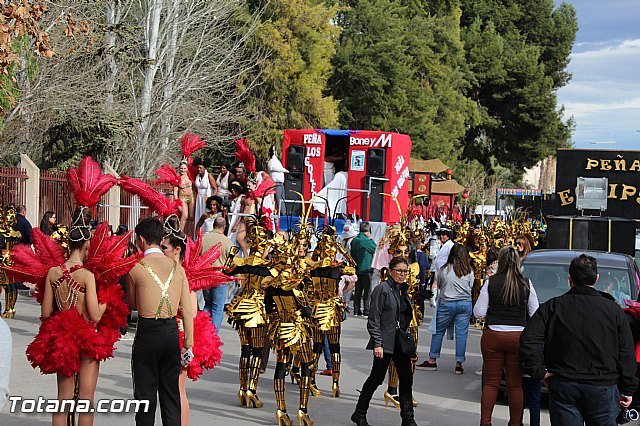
[132,317,181,426]
[354,272,372,314]
[356,350,415,421]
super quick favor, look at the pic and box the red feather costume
[181,132,206,181]
[154,164,181,187]
[4,157,138,376]
[119,176,183,218]
[176,230,230,380]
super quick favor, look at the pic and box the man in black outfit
[520,254,638,425]
[127,218,194,426]
[352,257,417,426]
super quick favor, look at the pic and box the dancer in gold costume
[1,206,22,318]
[307,225,356,398]
[265,229,315,426]
[225,223,276,409]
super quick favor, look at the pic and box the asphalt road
[0,291,550,425]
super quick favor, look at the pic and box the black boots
[351,410,371,426]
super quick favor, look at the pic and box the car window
[522,264,632,307]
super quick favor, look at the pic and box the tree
[459,0,577,173]
[240,0,341,160]
[1,0,263,176]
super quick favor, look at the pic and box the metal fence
[39,170,74,226]
[0,167,28,207]
[119,181,175,233]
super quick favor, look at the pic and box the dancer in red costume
[161,215,225,425]
[3,157,139,426]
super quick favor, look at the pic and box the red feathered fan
[154,164,181,187]
[84,222,142,287]
[180,132,206,158]
[234,138,256,173]
[119,176,183,218]
[182,230,232,292]
[67,156,118,208]
[2,228,66,304]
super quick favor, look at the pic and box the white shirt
[433,239,454,281]
[268,154,288,183]
[0,318,11,409]
[473,279,539,331]
[144,247,164,256]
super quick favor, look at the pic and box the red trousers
[480,329,524,426]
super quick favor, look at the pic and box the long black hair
[39,211,55,236]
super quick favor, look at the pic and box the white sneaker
[475,368,483,376]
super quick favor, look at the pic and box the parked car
[521,249,640,306]
[481,249,640,396]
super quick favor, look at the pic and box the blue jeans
[428,300,472,362]
[203,284,227,334]
[523,376,542,426]
[323,334,332,370]
[548,376,619,426]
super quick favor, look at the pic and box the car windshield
[522,264,632,307]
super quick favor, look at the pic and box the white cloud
[557,37,640,149]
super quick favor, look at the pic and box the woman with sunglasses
[514,235,532,260]
[351,257,417,426]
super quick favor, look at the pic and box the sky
[555,0,640,151]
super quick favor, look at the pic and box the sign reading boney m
[555,149,640,218]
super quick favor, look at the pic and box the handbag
[393,287,416,357]
[395,325,416,357]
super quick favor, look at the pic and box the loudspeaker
[283,173,303,216]
[546,216,636,256]
[364,176,385,222]
[287,145,305,173]
[366,148,386,177]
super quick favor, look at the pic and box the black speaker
[287,145,304,173]
[364,176,384,222]
[546,216,636,256]
[366,148,386,177]
[283,173,303,216]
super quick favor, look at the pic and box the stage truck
[280,129,412,225]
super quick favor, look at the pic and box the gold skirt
[311,297,343,331]
[226,294,267,328]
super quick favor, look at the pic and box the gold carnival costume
[1,206,22,318]
[225,224,276,409]
[306,225,357,399]
[265,229,315,426]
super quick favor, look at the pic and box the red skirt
[26,309,113,377]
[178,311,223,381]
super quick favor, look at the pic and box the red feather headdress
[234,138,256,173]
[182,230,232,292]
[67,156,118,208]
[2,228,66,304]
[84,222,142,287]
[119,176,183,218]
[154,164,181,187]
[181,133,206,158]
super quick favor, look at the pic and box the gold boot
[244,390,263,408]
[383,391,400,408]
[331,382,340,398]
[413,397,418,407]
[297,410,314,426]
[237,390,246,406]
[1,290,10,318]
[309,383,322,397]
[8,291,16,318]
[276,409,292,426]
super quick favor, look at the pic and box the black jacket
[13,214,32,245]
[520,285,638,395]
[366,277,413,354]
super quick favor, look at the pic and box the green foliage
[331,0,475,165]
[41,116,133,171]
[241,0,341,159]
[459,0,577,173]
